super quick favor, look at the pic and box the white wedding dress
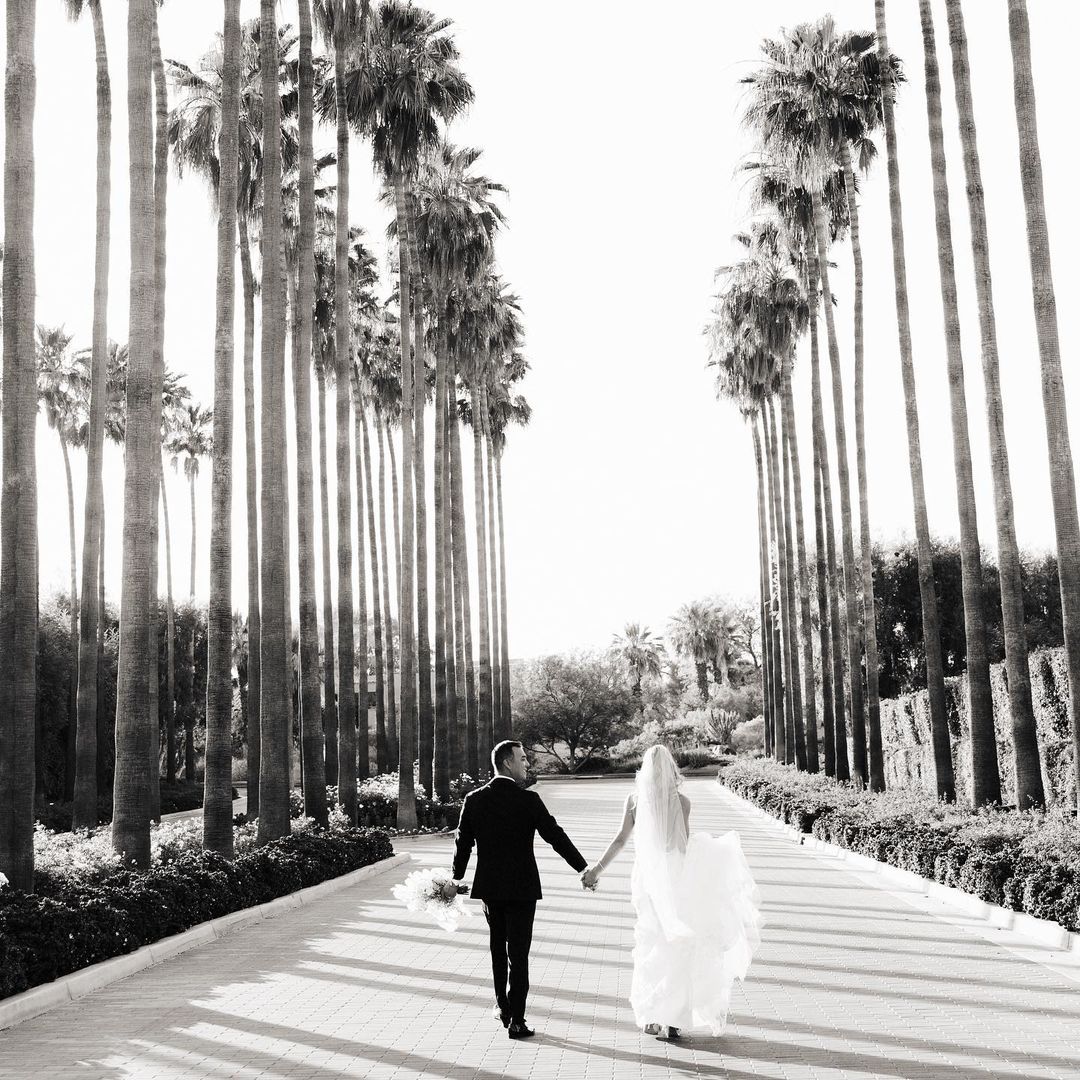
[628,763,761,1036]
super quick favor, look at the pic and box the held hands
[580,864,602,891]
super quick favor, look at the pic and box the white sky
[4,0,1080,660]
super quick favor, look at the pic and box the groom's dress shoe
[507,1020,535,1040]
[493,1005,511,1028]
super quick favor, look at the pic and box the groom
[452,740,590,1040]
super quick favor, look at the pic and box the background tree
[610,623,664,698]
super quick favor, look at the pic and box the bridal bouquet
[392,868,472,932]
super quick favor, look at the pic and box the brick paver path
[3,778,1079,1079]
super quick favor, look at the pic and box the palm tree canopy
[321,0,474,180]
[166,402,213,482]
[611,623,665,684]
[36,324,88,445]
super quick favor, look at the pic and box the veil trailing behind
[629,746,761,1035]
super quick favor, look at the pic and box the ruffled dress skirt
[629,831,762,1035]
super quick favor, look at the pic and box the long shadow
[305,953,628,1009]
[764,923,976,947]
[750,955,1061,995]
[540,1031,1054,1080]
[763,900,942,920]
[732,1010,1080,1073]
[154,1018,516,1080]
[751,935,1002,965]
[748,971,1080,1023]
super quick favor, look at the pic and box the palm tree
[292,0,328,825]
[314,0,370,824]
[313,239,339,787]
[356,326,390,772]
[36,325,87,800]
[918,0,1000,807]
[944,0,1043,808]
[744,29,875,785]
[66,0,112,834]
[332,0,473,825]
[112,0,157,867]
[875,0,955,801]
[167,404,213,597]
[256,0,290,843]
[1,0,38,890]
[668,602,720,703]
[1006,0,1080,814]
[413,141,505,794]
[611,624,664,697]
[168,15,297,821]
[204,0,243,856]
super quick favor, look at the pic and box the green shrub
[723,758,1080,933]
[0,823,392,1000]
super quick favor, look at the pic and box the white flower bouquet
[392,867,472,932]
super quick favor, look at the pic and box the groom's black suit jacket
[453,777,587,904]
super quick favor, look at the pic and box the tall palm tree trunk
[471,375,495,776]
[73,0,110,832]
[432,323,451,801]
[0,0,38,890]
[351,368,370,782]
[404,190,433,800]
[946,0,1043,808]
[812,422,835,776]
[781,363,817,771]
[1007,0,1080,814]
[160,453,177,784]
[444,376,462,777]
[752,420,774,758]
[204,0,242,854]
[842,145,885,793]
[238,213,260,817]
[389,426,403,616]
[480,383,508,744]
[256,0,291,844]
[332,33,357,825]
[360,406,388,773]
[377,415,399,770]
[393,170,419,830]
[449,354,478,779]
[920,0,1000,806]
[293,0,327,826]
[807,251,839,778]
[812,188,867,787]
[876,0,955,801]
[147,12,169,823]
[111,0,156,868]
[148,479,160,822]
[495,446,512,736]
[766,399,798,764]
[776,396,805,766]
[60,436,79,801]
[97,510,108,792]
[760,410,788,764]
[316,366,338,786]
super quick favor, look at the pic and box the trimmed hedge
[722,758,1080,934]
[0,824,393,1001]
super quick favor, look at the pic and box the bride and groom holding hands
[451,739,762,1041]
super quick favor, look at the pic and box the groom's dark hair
[492,740,522,774]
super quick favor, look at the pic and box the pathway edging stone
[717,781,1080,954]
[0,850,411,1032]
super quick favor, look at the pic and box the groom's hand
[580,866,600,891]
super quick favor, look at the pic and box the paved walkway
[3,778,1080,1079]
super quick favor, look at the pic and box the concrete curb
[0,850,411,1032]
[716,783,1080,956]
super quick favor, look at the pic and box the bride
[581,745,761,1039]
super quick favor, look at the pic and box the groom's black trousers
[483,900,536,1021]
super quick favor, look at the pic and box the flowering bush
[723,758,1080,932]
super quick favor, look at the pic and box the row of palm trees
[35,325,210,803]
[709,1,1080,814]
[0,0,530,892]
